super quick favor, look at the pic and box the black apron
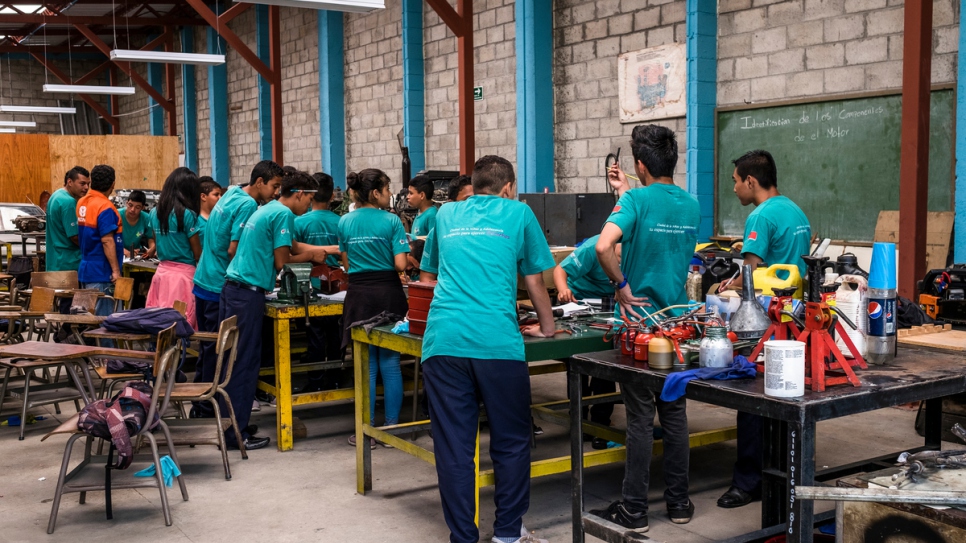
[341,270,409,349]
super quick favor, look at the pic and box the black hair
[249,160,284,186]
[128,190,147,205]
[471,155,514,195]
[89,165,116,193]
[199,177,220,196]
[410,174,434,200]
[630,124,678,179]
[64,166,89,184]
[280,169,318,197]
[346,169,391,205]
[733,149,777,190]
[312,172,334,203]
[448,175,472,201]
[156,167,201,235]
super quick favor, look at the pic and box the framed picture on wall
[617,43,687,123]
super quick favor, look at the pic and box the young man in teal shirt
[120,190,153,258]
[191,161,282,423]
[595,124,700,532]
[420,156,556,543]
[407,174,437,237]
[718,150,811,509]
[46,166,89,272]
[197,176,222,248]
[219,171,331,451]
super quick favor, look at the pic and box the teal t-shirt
[421,195,555,361]
[197,215,207,248]
[120,211,152,251]
[45,188,81,272]
[606,184,700,314]
[194,186,259,294]
[150,208,200,265]
[294,209,341,268]
[225,200,295,291]
[411,205,438,237]
[742,195,812,277]
[338,208,408,274]
[560,234,614,300]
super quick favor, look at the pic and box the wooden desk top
[0,341,98,360]
[84,327,152,341]
[44,313,106,325]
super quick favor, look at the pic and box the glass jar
[699,326,734,368]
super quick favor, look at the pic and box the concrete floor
[0,370,932,543]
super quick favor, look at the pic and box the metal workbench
[568,348,966,543]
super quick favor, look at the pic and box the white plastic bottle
[833,275,867,358]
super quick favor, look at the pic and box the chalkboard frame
[713,84,956,243]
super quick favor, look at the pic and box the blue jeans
[369,345,402,425]
[81,281,115,316]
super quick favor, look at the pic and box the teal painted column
[181,28,198,173]
[208,27,230,185]
[686,0,717,240]
[515,0,554,193]
[401,0,425,174]
[146,36,164,136]
[318,11,346,188]
[256,5,273,161]
[955,1,966,261]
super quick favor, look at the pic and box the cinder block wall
[226,9,260,183]
[2,58,110,136]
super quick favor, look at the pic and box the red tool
[749,287,802,365]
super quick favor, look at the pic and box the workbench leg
[923,397,943,450]
[569,364,585,543]
[761,417,786,528]
[274,318,294,451]
[355,340,372,494]
[787,416,815,543]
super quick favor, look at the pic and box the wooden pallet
[897,323,953,338]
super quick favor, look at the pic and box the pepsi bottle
[866,287,896,364]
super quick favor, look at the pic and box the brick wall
[225,10,260,182]
[0,58,108,136]
[553,0,689,193]
[280,7,323,174]
[194,26,212,180]
[717,0,960,106]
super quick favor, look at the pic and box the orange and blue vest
[76,190,123,283]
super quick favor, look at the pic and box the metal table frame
[568,348,965,543]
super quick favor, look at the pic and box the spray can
[867,243,897,364]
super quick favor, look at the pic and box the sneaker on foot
[347,434,376,449]
[251,399,261,412]
[589,501,648,533]
[491,527,549,543]
[667,499,695,524]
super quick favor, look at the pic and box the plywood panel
[48,135,179,193]
[898,330,966,352]
[47,135,106,192]
[0,134,51,204]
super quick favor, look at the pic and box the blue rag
[133,455,182,487]
[660,355,757,402]
[392,320,410,334]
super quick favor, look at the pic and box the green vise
[277,263,317,313]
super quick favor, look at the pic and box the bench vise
[278,264,317,323]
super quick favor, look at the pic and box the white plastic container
[833,275,868,358]
[764,340,806,398]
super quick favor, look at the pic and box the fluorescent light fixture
[110,49,225,66]
[43,84,136,96]
[0,121,36,127]
[0,128,15,133]
[239,0,384,13]
[0,105,76,114]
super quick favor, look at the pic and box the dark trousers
[732,412,763,492]
[218,283,265,446]
[621,381,690,513]
[423,356,532,543]
[192,294,221,416]
[581,376,616,425]
[306,316,342,362]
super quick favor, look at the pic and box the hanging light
[0,121,36,127]
[110,49,225,66]
[239,0,384,13]
[0,105,76,114]
[0,128,16,133]
[43,84,136,96]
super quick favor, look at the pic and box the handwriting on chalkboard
[739,105,886,142]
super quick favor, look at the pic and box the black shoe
[230,435,271,451]
[589,501,648,533]
[243,424,258,436]
[717,486,760,508]
[667,499,695,524]
[189,406,213,419]
[591,437,609,450]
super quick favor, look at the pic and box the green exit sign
[474,86,483,101]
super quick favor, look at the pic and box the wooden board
[0,134,52,204]
[898,330,966,352]
[874,210,954,271]
[47,135,179,193]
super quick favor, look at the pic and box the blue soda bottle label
[867,297,896,337]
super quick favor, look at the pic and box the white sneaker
[491,526,549,543]
[252,399,261,412]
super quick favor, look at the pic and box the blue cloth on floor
[133,455,181,487]
[660,355,757,402]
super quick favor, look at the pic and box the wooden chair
[89,320,174,401]
[42,325,189,532]
[172,299,187,317]
[17,286,56,342]
[158,316,247,479]
[108,277,135,312]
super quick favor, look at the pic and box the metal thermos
[729,265,771,341]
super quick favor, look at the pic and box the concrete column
[181,28,198,173]
[256,5,273,162]
[955,1,966,262]
[146,38,164,136]
[515,0,554,193]
[207,27,230,185]
[686,0,717,240]
[402,0,425,174]
[318,10,347,188]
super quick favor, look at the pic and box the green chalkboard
[715,89,954,241]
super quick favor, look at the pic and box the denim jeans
[620,381,690,513]
[80,281,115,316]
[369,345,402,425]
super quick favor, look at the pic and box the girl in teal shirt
[339,169,409,448]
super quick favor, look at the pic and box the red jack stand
[794,301,867,392]
[750,291,801,370]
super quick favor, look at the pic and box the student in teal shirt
[45,166,89,272]
[407,174,437,237]
[419,156,556,543]
[120,190,154,257]
[220,170,329,451]
[197,176,222,249]
[595,125,698,531]
[339,169,408,449]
